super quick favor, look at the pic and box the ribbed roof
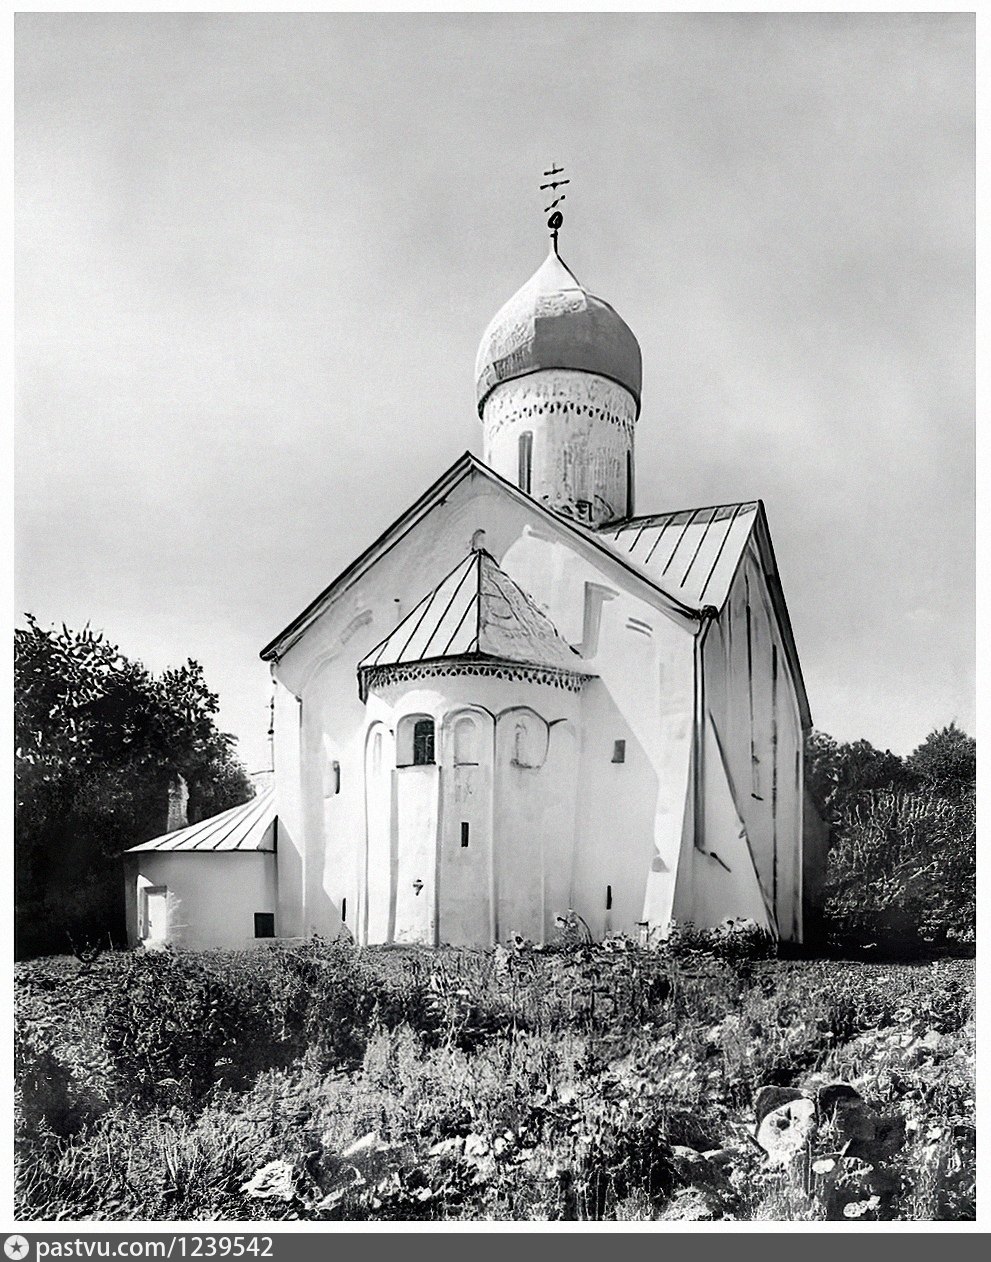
[126,785,275,854]
[475,248,642,415]
[358,548,587,684]
[598,502,760,612]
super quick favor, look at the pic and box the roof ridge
[604,499,760,530]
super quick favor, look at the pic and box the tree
[804,729,915,827]
[15,616,253,958]
[812,725,976,956]
[907,722,976,792]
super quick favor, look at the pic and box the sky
[15,11,975,773]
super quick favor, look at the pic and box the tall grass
[15,939,975,1222]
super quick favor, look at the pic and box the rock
[659,1187,723,1221]
[341,1131,387,1158]
[816,1081,863,1119]
[872,1114,907,1159]
[753,1084,808,1128]
[241,1159,300,1202]
[755,1097,817,1167]
[832,1097,878,1149]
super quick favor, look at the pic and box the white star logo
[4,1238,29,1261]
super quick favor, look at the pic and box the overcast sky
[16,12,974,772]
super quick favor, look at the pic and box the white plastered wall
[482,370,636,525]
[681,540,805,941]
[360,672,582,946]
[269,468,699,944]
[123,850,277,950]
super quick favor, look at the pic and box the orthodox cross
[540,163,570,251]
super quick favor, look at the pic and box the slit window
[324,758,340,796]
[341,897,347,923]
[606,885,613,911]
[612,740,626,763]
[461,821,470,848]
[518,431,533,494]
[254,912,275,939]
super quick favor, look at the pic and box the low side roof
[597,502,760,612]
[126,785,275,854]
[359,548,587,674]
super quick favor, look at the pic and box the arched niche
[499,706,550,769]
[439,706,494,766]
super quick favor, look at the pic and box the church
[125,218,816,952]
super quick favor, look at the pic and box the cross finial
[540,162,570,253]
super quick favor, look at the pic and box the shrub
[824,790,975,954]
[101,949,266,1108]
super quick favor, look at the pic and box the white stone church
[125,236,816,951]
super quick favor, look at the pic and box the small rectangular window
[612,740,626,763]
[606,885,613,911]
[341,896,347,923]
[254,912,275,939]
[461,821,470,848]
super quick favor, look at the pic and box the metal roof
[597,502,761,612]
[358,548,587,675]
[258,454,807,728]
[126,785,275,854]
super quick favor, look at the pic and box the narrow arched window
[412,718,435,766]
[397,714,436,767]
[518,431,533,494]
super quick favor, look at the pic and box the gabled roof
[596,502,760,612]
[357,549,588,699]
[259,451,809,727]
[259,452,699,664]
[125,785,275,854]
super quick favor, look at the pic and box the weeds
[14,938,976,1222]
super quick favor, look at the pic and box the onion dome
[475,247,642,417]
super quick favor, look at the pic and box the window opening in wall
[518,431,533,494]
[612,740,626,763]
[254,912,275,939]
[461,821,470,848]
[330,760,340,795]
[413,718,435,765]
[341,897,347,923]
[606,885,613,911]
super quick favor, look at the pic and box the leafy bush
[807,725,975,955]
[101,950,267,1108]
[825,790,975,954]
